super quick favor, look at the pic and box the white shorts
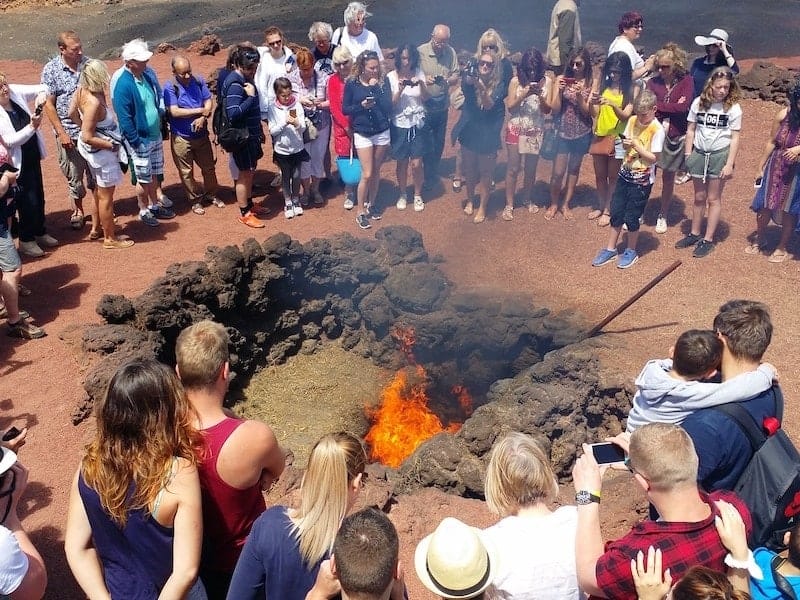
[95,161,122,188]
[354,129,390,149]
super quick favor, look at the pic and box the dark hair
[395,43,420,73]
[789,521,800,567]
[517,47,545,87]
[713,300,772,362]
[565,47,592,83]
[789,78,800,129]
[618,11,643,33]
[602,51,634,105]
[233,44,260,69]
[273,76,292,95]
[333,508,398,595]
[263,26,285,43]
[672,566,750,600]
[672,330,723,380]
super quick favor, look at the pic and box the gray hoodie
[625,358,775,432]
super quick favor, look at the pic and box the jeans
[422,107,448,183]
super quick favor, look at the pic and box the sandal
[501,206,514,221]
[103,237,135,250]
[587,209,603,220]
[452,177,463,192]
[563,209,575,221]
[463,201,474,216]
[88,230,102,241]
[473,213,485,224]
[744,242,764,255]
[70,209,84,230]
[528,202,540,214]
[544,206,557,221]
[597,212,611,227]
[192,203,206,215]
[768,249,789,263]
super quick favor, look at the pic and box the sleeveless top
[594,88,625,137]
[559,83,593,139]
[78,471,174,599]
[198,417,266,573]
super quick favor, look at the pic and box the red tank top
[198,417,266,573]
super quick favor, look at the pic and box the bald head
[430,24,451,56]
[171,55,191,71]
[432,24,451,39]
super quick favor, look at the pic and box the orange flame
[365,325,474,468]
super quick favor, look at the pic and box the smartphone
[34,104,44,116]
[289,108,297,118]
[2,427,21,442]
[589,442,626,465]
[563,77,576,85]
[754,176,763,189]
[365,95,375,102]
[618,133,627,140]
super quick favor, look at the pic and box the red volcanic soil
[1,48,799,599]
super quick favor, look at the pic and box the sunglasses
[711,70,734,80]
[657,64,672,69]
[572,61,584,67]
[482,44,498,51]
[361,50,378,59]
[334,60,351,67]
[267,40,282,47]
[479,60,494,68]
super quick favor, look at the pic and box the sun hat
[695,28,730,47]
[0,447,17,477]
[121,38,153,62]
[414,517,500,599]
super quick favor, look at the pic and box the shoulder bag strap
[773,555,799,600]
[711,387,782,452]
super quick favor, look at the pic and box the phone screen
[754,176,763,189]
[590,442,626,465]
[289,108,297,118]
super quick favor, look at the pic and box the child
[626,329,776,432]
[751,521,800,599]
[592,89,664,269]
[267,77,308,219]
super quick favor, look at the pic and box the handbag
[303,118,318,143]
[539,118,559,161]
[336,146,362,185]
[589,134,615,156]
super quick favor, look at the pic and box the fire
[365,324,473,468]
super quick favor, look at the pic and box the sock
[240,204,250,217]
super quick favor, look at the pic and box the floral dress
[751,115,800,214]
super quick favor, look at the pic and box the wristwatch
[575,490,601,505]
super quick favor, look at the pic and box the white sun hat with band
[695,28,730,47]
[414,517,500,599]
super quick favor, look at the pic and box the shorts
[231,139,264,173]
[610,177,652,232]
[272,149,310,171]
[685,146,730,181]
[390,124,429,160]
[354,129,390,149]
[555,132,592,156]
[129,139,164,184]
[95,161,123,188]
[0,227,22,272]
[657,135,687,173]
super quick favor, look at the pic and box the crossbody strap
[711,387,782,452]
[772,555,799,600]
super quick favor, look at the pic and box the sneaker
[617,248,639,269]
[675,171,691,185]
[312,190,324,205]
[270,173,282,187]
[356,213,371,229]
[343,193,355,211]
[368,211,382,221]
[291,198,304,216]
[675,233,702,249]
[413,196,425,212]
[35,234,59,247]
[157,194,174,208]
[210,196,226,208]
[693,239,716,258]
[284,202,295,219]
[655,215,668,234]
[7,319,45,339]
[18,241,44,257]
[0,307,29,320]
[396,195,407,210]
[238,211,266,228]
[139,210,159,227]
[191,202,206,215]
[592,248,618,267]
[150,204,176,220]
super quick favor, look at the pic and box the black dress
[6,101,46,242]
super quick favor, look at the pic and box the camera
[433,75,445,85]
[34,104,44,117]
[463,59,479,78]
[401,79,419,87]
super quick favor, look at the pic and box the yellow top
[594,88,625,137]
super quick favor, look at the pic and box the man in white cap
[111,38,175,227]
[414,517,499,599]
[689,28,739,98]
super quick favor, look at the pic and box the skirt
[657,135,686,173]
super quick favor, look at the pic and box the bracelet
[724,550,764,580]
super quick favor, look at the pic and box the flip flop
[768,250,789,263]
[597,213,611,227]
[563,210,575,221]
[463,202,474,216]
[587,209,603,220]
[473,213,485,224]
[544,207,557,221]
[88,230,102,241]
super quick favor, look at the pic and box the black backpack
[212,75,249,152]
[713,388,800,550]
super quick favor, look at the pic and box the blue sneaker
[617,248,639,269]
[150,204,176,220]
[592,248,618,267]
[139,210,159,227]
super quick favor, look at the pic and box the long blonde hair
[699,67,741,111]
[81,359,201,526]
[289,432,367,567]
[474,51,502,109]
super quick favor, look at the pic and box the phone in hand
[563,77,576,85]
[754,176,763,189]
[2,427,21,442]
[289,108,297,118]
[34,104,44,116]
[618,133,627,140]
[365,95,375,102]
[588,442,626,465]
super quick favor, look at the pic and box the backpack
[712,388,800,551]
[212,75,249,152]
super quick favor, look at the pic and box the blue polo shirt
[163,76,211,139]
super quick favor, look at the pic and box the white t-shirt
[687,98,743,152]
[0,525,28,595]
[255,46,295,117]
[483,507,583,600]
[387,69,426,128]
[333,27,383,62]
[608,36,644,72]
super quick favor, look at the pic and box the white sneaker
[284,202,295,219]
[396,195,407,210]
[343,193,355,210]
[413,196,425,212]
[35,234,59,247]
[655,215,668,234]
[291,197,304,216]
[19,240,44,257]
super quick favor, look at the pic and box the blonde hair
[332,45,353,64]
[634,89,657,113]
[474,51,502,109]
[628,423,698,491]
[79,59,110,93]
[349,50,383,84]
[699,67,742,111]
[175,320,229,390]
[477,28,509,58]
[485,432,557,517]
[289,432,367,567]
[654,42,688,77]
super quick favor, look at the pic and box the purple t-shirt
[163,76,212,139]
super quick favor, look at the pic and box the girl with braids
[227,432,367,600]
[746,79,800,263]
[65,359,205,599]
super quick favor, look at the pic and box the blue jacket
[342,78,392,137]
[112,67,163,148]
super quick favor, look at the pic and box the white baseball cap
[121,38,153,62]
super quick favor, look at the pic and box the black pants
[422,108,448,184]
[16,159,46,242]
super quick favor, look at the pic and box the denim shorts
[0,227,22,272]
[610,177,652,231]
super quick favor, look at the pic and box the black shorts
[390,124,430,160]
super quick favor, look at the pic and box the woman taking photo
[676,67,742,258]
[70,59,133,249]
[646,43,693,234]
[64,359,205,599]
[482,432,581,599]
[456,49,507,223]
[546,47,594,221]
[227,431,367,600]
[588,52,635,226]
[502,47,551,221]
[327,46,356,210]
[388,43,430,213]
[343,50,392,230]
[607,11,654,82]
[690,28,739,98]
[746,80,800,263]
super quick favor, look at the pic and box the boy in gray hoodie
[626,329,776,432]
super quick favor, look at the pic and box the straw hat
[414,517,500,599]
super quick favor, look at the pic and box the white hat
[414,517,500,599]
[121,38,153,62]
[0,447,17,477]
[695,28,729,47]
